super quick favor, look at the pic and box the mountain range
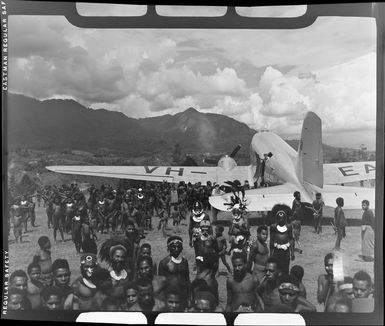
[6,93,256,156]
[6,93,367,164]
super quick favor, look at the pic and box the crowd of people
[7,180,375,313]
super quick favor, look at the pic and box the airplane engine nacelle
[218,155,237,171]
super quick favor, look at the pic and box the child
[8,288,27,310]
[164,285,188,312]
[317,253,335,311]
[27,262,44,309]
[33,236,53,287]
[214,225,232,274]
[120,282,138,311]
[9,270,31,310]
[351,270,374,312]
[41,286,63,310]
[290,265,307,299]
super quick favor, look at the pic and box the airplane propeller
[204,144,242,165]
[230,144,242,158]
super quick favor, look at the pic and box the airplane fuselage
[250,131,314,202]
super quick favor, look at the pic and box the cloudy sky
[9,4,377,150]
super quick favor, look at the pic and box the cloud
[7,13,376,149]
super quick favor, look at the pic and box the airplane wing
[209,183,299,212]
[46,165,252,185]
[323,161,375,184]
[209,183,375,212]
[321,184,375,209]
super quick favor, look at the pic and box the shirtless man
[256,257,282,312]
[317,252,335,310]
[214,225,232,274]
[226,252,263,312]
[10,200,23,243]
[247,225,269,282]
[291,191,302,221]
[26,263,44,309]
[276,274,316,312]
[52,259,72,298]
[105,192,119,233]
[128,279,166,312]
[52,196,65,243]
[63,254,98,310]
[106,245,131,299]
[136,256,167,300]
[33,236,53,287]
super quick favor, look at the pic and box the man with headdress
[108,245,129,283]
[227,205,250,255]
[63,253,98,310]
[99,236,134,281]
[188,201,211,254]
[158,236,190,301]
[269,204,294,275]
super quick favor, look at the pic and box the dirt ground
[7,202,374,312]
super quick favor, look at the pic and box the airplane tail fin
[296,112,324,188]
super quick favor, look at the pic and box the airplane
[46,111,375,212]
